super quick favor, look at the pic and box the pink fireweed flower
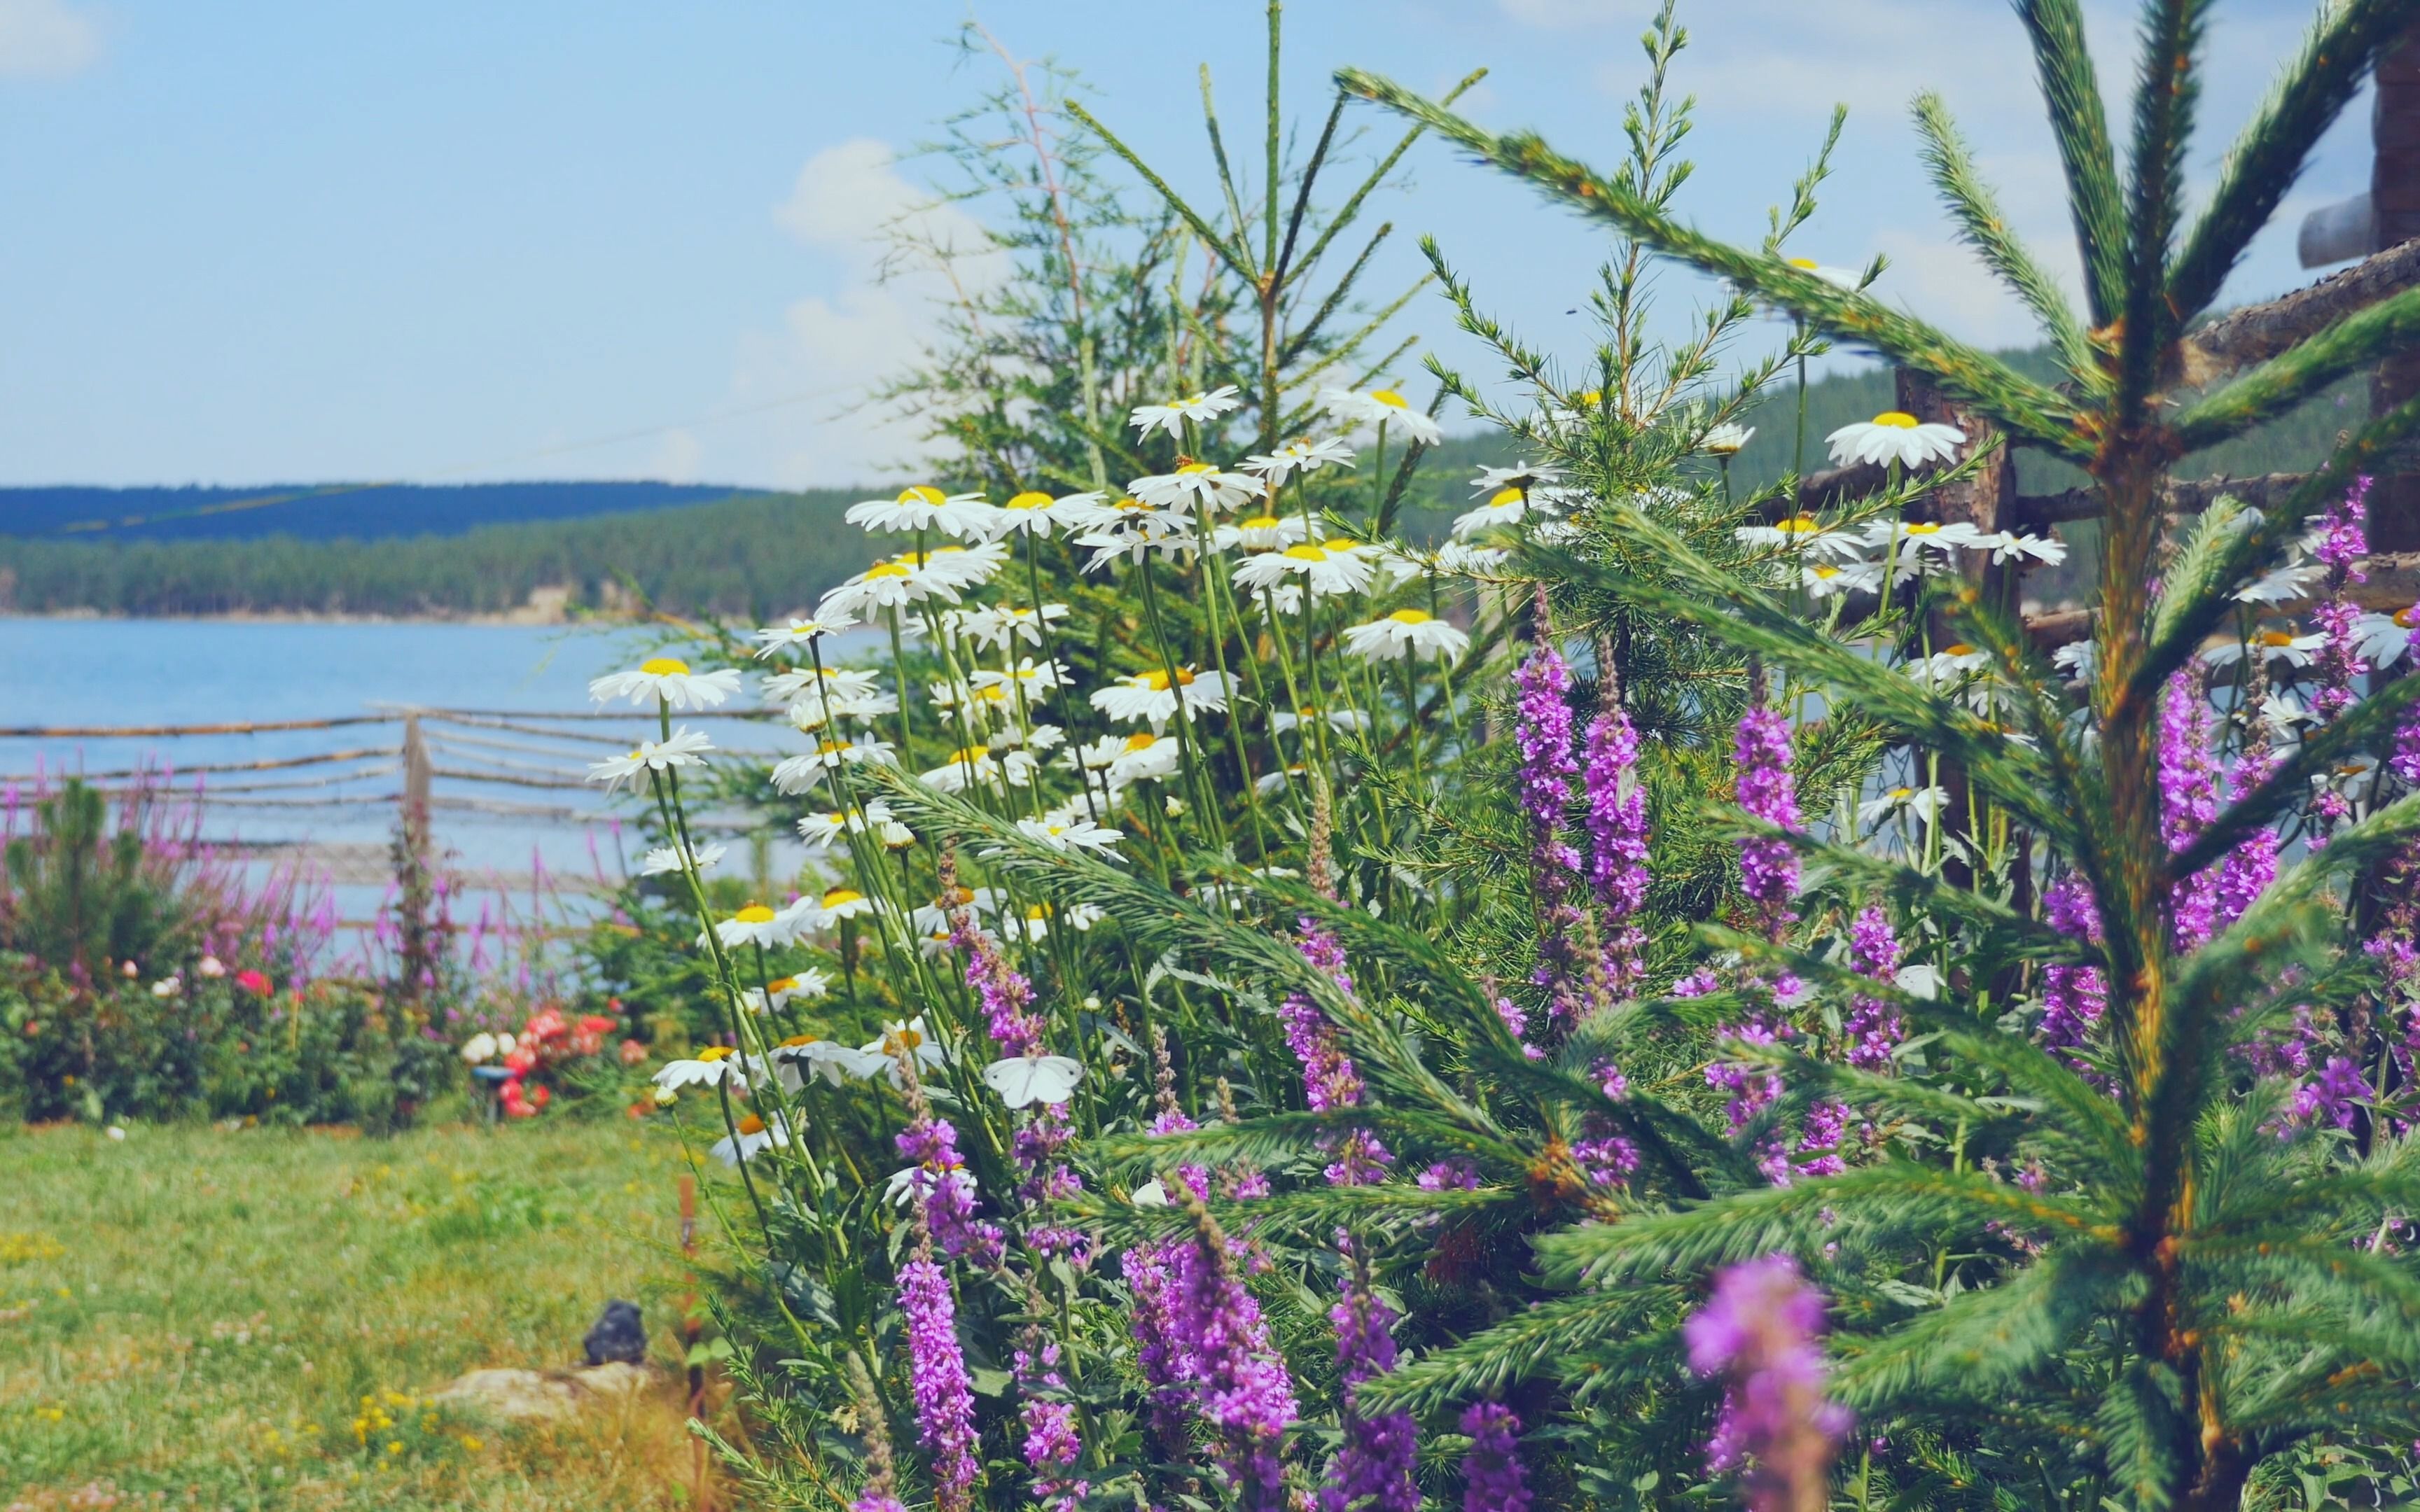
[1684,1254,1851,1512]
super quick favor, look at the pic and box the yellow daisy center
[2259,629,2297,647]
[898,485,946,505]
[1489,488,1524,507]
[779,1034,820,1047]
[697,1046,735,1063]
[1322,537,1359,552]
[822,888,865,909]
[1006,491,1052,510]
[1905,522,1942,534]
[950,746,991,764]
[2395,606,2418,629]
[1776,515,1824,534]
[1139,668,1197,690]
[737,1114,767,1135]
[1114,496,1149,512]
[1283,544,1330,561]
[1872,411,1920,428]
[1369,388,1409,410]
[1811,565,1840,580]
[1027,904,1052,920]
[1239,514,1281,529]
[734,905,776,925]
[1889,787,1914,800]
[767,976,796,993]
[864,561,912,579]
[1123,732,1160,752]
[640,657,689,676]
[1388,608,1434,625]
[885,1026,924,1051]
[1176,462,1218,476]
[1788,257,1819,269]
[1942,643,1976,657]
[1578,389,1603,406]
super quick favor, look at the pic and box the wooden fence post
[396,712,436,1001]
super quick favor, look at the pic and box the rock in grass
[583,1298,647,1366]
[431,1362,652,1421]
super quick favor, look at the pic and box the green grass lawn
[0,1119,726,1511]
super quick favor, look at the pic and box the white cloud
[719,138,1008,489]
[0,0,100,78]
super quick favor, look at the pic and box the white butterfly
[1130,1179,1171,1208]
[982,1054,1085,1108]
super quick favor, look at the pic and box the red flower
[618,1039,648,1067]
[524,1007,569,1043]
[503,1046,538,1075]
[527,1084,550,1111]
[234,969,272,995]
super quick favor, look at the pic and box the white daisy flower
[844,485,997,540]
[586,727,716,791]
[1699,424,1755,457]
[709,904,794,951]
[710,1112,791,1167]
[968,658,1067,703]
[783,686,898,731]
[1908,643,1992,687]
[816,556,959,623]
[639,841,726,877]
[1469,463,1566,495]
[1734,514,1867,561]
[1861,518,1987,561]
[898,542,1009,591]
[1800,559,1884,599]
[2203,629,2328,668]
[1319,386,1442,444]
[1254,762,1309,796]
[1452,488,1532,539]
[1129,386,1243,438]
[812,886,877,923]
[1073,498,1198,569]
[2352,607,2417,668]
[1271,706,1370,734]
[1213,512,1312,552]
[1341,607,1471,662]
[2260,689,2314,728]
[1231,540,1375,597]
[763,664,882,705]
[1015,814,1125,857]
[460,1032,498,1065]
[744,971,833,1015]
[1130,462,1265,517]
[1090,667,1237,727]
[2234,559,2318,605]
[1977,532,2070,566]
[922,745,1038,793]
[795,801,900,852]
[1783,256,1862,288]
[1241,435,1357,483]
[769,734,897,795]
[2052,640,2095,681]
[653,1046,745,1091]
[770,1034,884,1088]
[1826,411,1967,470]
[864,1016,950,1082]
[1102,730,1183,787]
[1858,785,1949,826]
[953,603,1069,652]
[588,657,745,710]
[751,615,858,656]
[982,489,1101,540]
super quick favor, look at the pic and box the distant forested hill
[0,353,2357,619]
[0,491,863,618]
[0,481,749,543]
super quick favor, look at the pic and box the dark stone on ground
[583,1299,646,1366]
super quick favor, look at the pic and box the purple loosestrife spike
[2159,671,2222,950]
[896,1112,1004,1270]
[1123,1242,1195,1452]
[1515,640,1587,1028]
[2311,477,2372,729]
[1458,1403,1534,1512]
[1844,905,1903,1072]
[2291,1055,2369,1130]
[1281,918,1392,1185]
[898,1245,982,1512]
[2038,874,2108,1072]
[1170,1200,1298,1510]
[2217,712,2281,932]
[1583,707,1651,992]
[1684,1254,1851,1512]
[2393,606,2420,787]
[1733,704,1802,934]
[1321,1233,1419,1512]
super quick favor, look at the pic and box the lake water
[0,617,855,960]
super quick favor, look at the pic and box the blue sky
[0,0,2374,491]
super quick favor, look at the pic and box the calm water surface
[0,618,846,952]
